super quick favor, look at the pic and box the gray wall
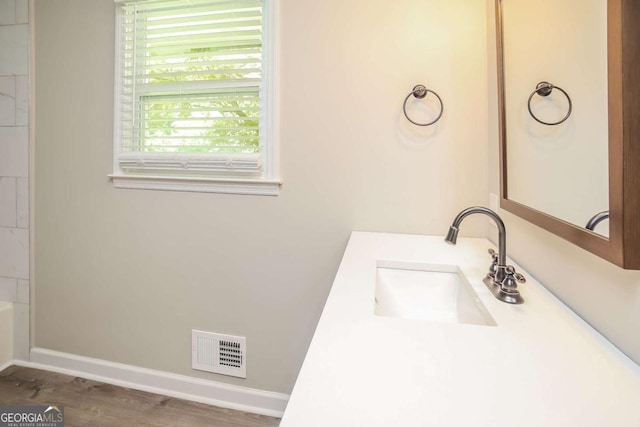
[486,0,640,365]
[34,0,489,393]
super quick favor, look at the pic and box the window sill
[109,174,282,196]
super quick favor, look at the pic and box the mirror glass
[501,0,610,236]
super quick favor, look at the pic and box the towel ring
[527,81,572,126]
[403,84,444,126]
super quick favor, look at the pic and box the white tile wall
[0,126,28,177]
[0,25,28,75]
[15,74,27,125]
[0,76,15,126]
[0,276,17,301]
[13,302,28,360]
[16,279,28,304]
[15,0,27,25]
[0,177,16,226]
[16,176,27,228]
[0,0,16,26]
[0,277,28,304]
[0,0,29,329]
[0,227,28,279]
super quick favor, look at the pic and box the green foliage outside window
[136,36,262,154]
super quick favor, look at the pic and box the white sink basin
[374,261,496,326]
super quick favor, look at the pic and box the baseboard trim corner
[0,360,14,373]
[25,348,288,418]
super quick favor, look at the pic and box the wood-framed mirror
[496,0,640,269]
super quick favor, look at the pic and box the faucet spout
[445,206,524,304]
[445,206,507,272]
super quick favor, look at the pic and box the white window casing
[111,0,280,195]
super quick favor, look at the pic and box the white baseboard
[22,348,288,418]
[0,360,13,372]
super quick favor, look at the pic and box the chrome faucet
[445,206,525,304]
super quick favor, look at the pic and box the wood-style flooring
[0,366,281,427]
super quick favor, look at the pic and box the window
[112,0,280,195]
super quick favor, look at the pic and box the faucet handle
[486,248,499,280]
[504,265,526,284]
[501,265,526,295]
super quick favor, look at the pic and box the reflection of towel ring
[527,81,572,126]
[403,84,444,126]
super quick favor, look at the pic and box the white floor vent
[191,330,246,378]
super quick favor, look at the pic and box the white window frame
[110,0,281,196]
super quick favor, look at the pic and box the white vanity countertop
[280,232,640,427]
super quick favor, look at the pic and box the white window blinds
[115,0,265,176]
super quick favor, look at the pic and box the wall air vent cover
[191,330,246,378]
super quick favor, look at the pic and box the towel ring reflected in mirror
[527,81,572,126]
